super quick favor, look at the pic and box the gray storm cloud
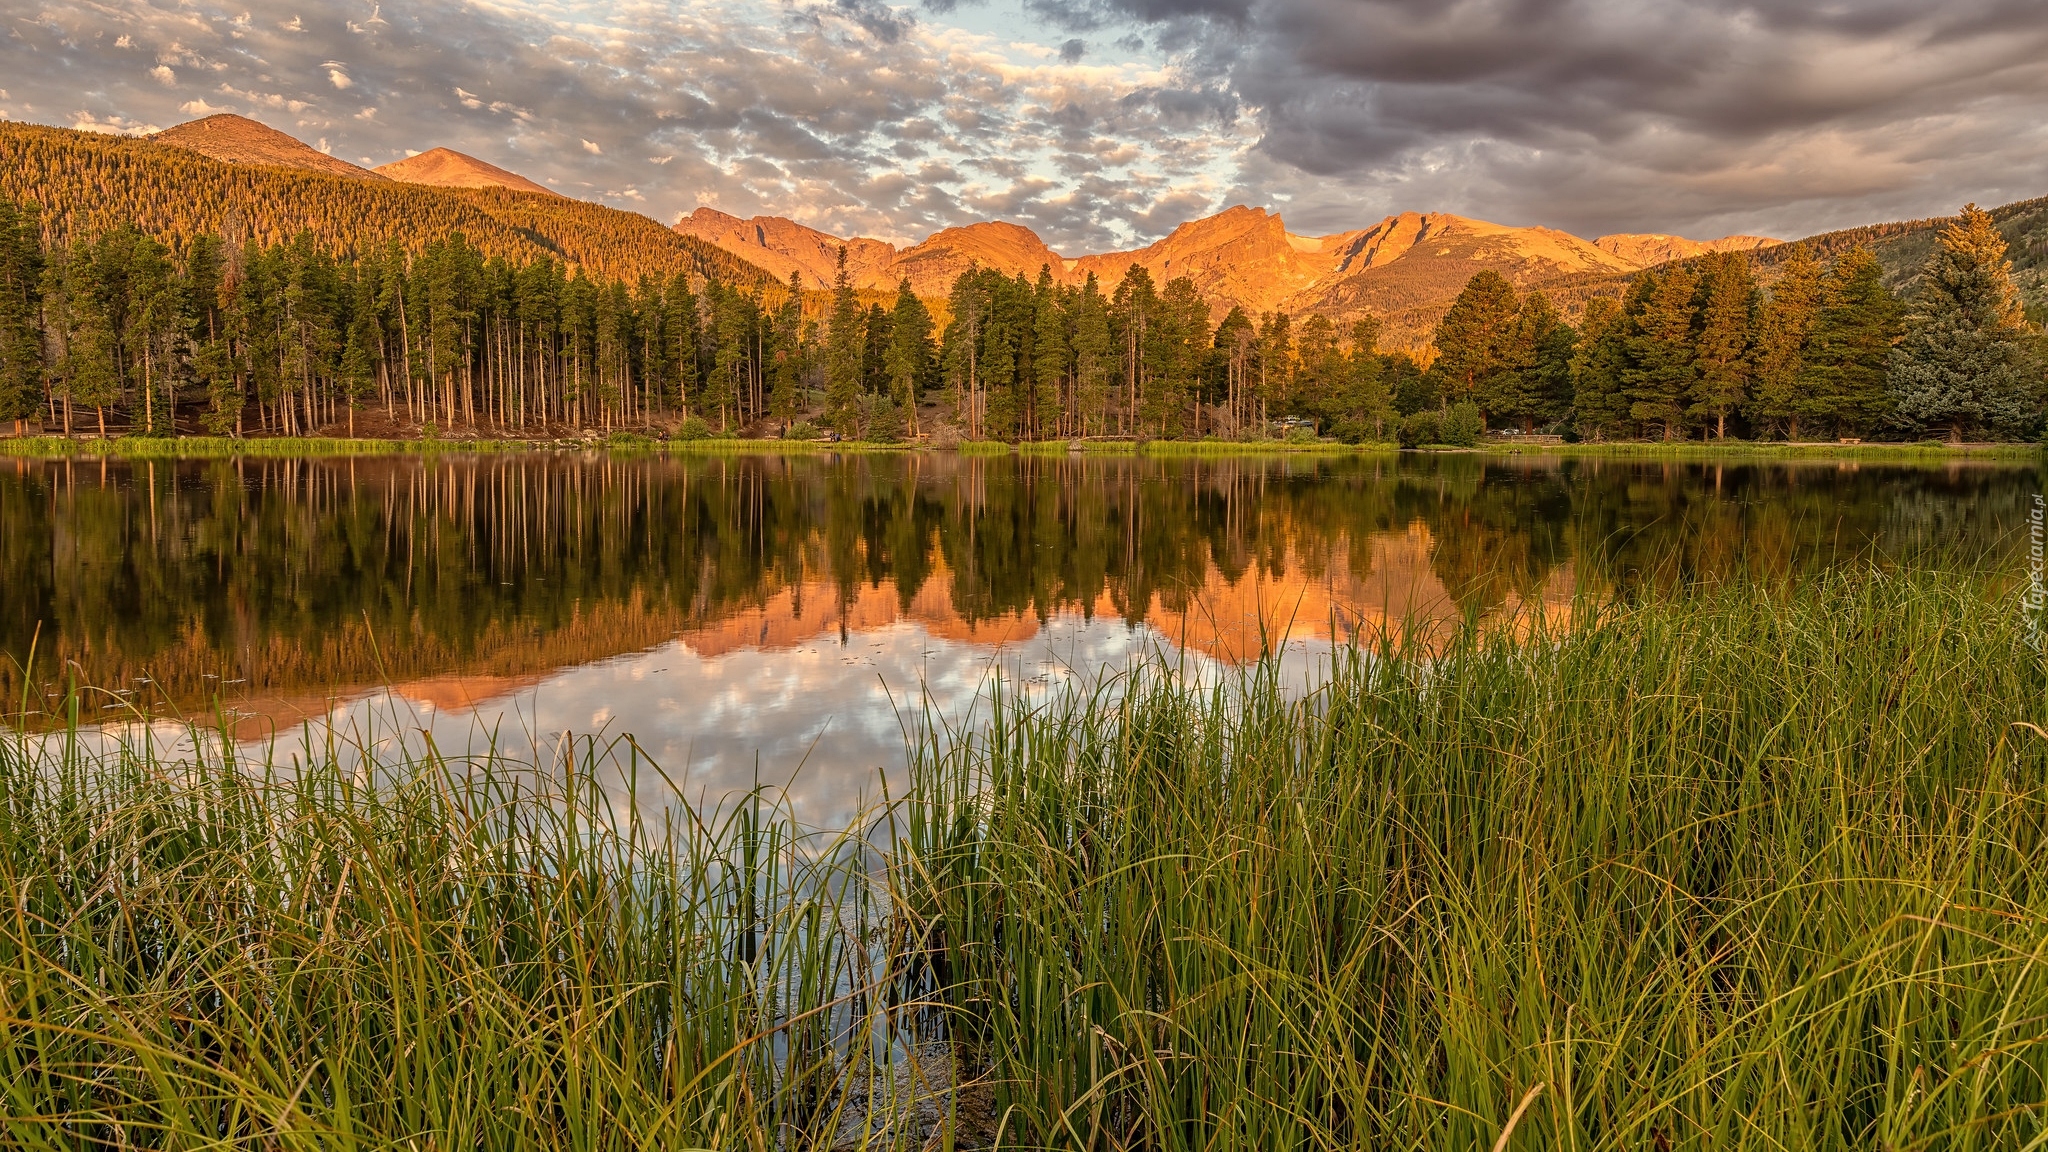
[2,0,2044,247]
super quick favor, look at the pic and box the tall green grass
[901,570,2048,1149]
[3,569,2044,1148]
[0,721,941,1149]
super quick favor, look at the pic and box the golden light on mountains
[28,112,1789,347]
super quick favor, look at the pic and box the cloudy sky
[5,0,2046,252]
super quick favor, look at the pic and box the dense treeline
[0,196,827,436]
[0,187,2037,442]
[929,263,1405,442]
[1437,206,2045,442]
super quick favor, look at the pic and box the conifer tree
[1571,294,1633,439]
[1069,275,1113,438]
[1625,266,1700,439]
[1799,249,1902,438]
[884,279,934,435]
[1488,291,1571,433]
[1889,204,2041,441]
[1689,251,1755,439]
[1213,306,1257,435]
[1031,277,1068,439]
[1749,246,1823,439]
[0,199,43,432]
[58,240,121,438]
[823,247,864,431]
[1434,269,1520,412]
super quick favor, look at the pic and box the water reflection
[2,451,2031,819]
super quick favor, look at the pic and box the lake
[2,450,2033,826]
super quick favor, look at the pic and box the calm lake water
[3,451,2035,825]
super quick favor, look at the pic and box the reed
[902,568,2048,1149]
[3,568,2044,1148]
[0,717,942,1149]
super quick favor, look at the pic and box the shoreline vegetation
[0,431,2035,461]
[4,567,2045,1147]
[0,196,2040,457]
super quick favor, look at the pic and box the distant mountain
[672,202,1767,343]
[375,148,555,197]
[151,114,388,182]
[885,222,1070,297]
[0,119,776,289]
[1069,206,1341,316]
[673,208,896,289]
[1592,233,1780,266]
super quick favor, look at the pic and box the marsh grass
[4,569,2046,1149]
[0,715,948,1150]
[900,569,2048,1150]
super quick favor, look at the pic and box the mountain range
[10,113,2043,344]
[674,203,1782,340]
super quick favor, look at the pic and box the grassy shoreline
[2,431,2036,461]
[1486,438,2042,462]
[4,568,2044,1147]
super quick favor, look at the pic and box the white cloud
[71,111,160,136]
[150,65,176,86]
[179,98,235,116]
[7,0,2040,248]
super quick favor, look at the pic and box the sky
[5,0,2047,253]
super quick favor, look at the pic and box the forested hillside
[0,122,773,288]
[1537,195,2048,329]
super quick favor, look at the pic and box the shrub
[1397,410,1441,448]
[674,417,714,442]
[784,419,821,441]
[1442,401,1484,447]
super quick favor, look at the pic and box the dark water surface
[2,451,2033,823]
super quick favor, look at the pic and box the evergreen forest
[0,189,2039,443]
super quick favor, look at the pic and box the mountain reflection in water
[2,451,2029,822]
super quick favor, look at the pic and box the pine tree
[0,199,44,432]
[58,240,121,438]
[1625,266,1700,439]
[1749,246,1823,439]
[1031,278,1068,439]
[1070,274,1113,438]
[1799,249,1902,438]
[1689,251,1755,439]
[1571,293,1633,440]
[1213,306,1257,436]
[1488,291,1571,433]
[885,279,934,436]
[1434,270,1520,413]
[1111,266,1159,436]
[823,247,864,432]
[1890,204,2042,441]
